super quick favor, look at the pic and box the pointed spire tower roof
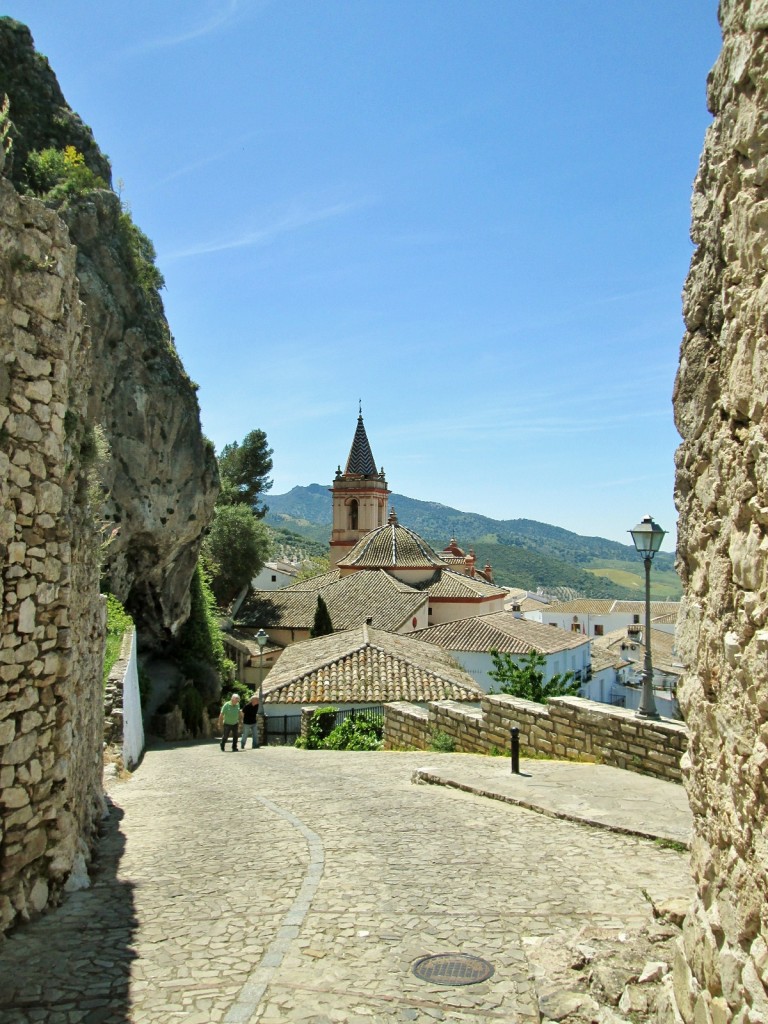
[344,404,379,478]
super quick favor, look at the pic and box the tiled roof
[651,611,680,625]
[323,570,426,631]
[287,570,341,591]
[344,413,378,476]
[338,515,448,569]
[262,625,482,704]
[421,569,506,600]
[243,570,426,633]
[543,599,681,617]
[611,600,682,616]
[413,611,590,655]
[542,599,616,614]
[590,645,625,672]
[224,628,282,657]
[593,626,684,675]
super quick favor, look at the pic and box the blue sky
[6,1,722,547]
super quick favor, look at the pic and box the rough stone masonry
[673,2,768,1021]
[0,177,104,933]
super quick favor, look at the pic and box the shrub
[117,211,165,294]
[321,715,382,751]
[178,684,205,736]
[299,707,338,750]
[103,593,133,685]
[24,145,107,200]
[429,729,455,753]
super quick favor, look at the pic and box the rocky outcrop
[673,2,768,1021]
[0,17,218,646]
[0,177,105,932]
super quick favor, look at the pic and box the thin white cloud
[163,198,371,261]
[131,0,266,53]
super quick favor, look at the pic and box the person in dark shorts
[240,694,260,749]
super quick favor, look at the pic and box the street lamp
[629,515,666,720]
[255,629,268,709]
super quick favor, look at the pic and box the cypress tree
[310,595,334,637]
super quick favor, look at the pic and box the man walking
[240,694,260,749]
[218,693,242,751]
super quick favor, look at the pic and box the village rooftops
[242,569,427,634]
[260,624,483,705]
[543,598,681,617]
[417,568,506,600]
[412,611,591,655]
[592,626,685,677]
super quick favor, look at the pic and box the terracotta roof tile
[413,611,590,655]
[243,570,425,632]
[262,625,482,704]
[338,517,447,569]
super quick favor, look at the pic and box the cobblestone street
[0,745,693,1023]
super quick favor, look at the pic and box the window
[633,614,640,624]
[594,625,604,636]
[349,499,358,530]
[271,575,277,583]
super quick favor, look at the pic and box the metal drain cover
[412,953,495,986]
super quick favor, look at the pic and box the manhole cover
[412,953,495,986]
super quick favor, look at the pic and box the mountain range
[265,485,681,601]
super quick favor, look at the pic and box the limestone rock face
[673,3,768,1021]
[0,17,218,645]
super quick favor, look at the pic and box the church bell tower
[329,408,390,568]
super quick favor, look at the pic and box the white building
[412,611,592,692]
[251,560,300,591]
[523,598,681,638]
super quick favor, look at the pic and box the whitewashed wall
[121,631,144,769]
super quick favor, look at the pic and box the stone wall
[0,178,105,933]
[383,694,688,783]
[671,3,768,1021]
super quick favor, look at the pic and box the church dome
[338,508,448,570]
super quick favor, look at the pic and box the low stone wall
[384,695,688,783]
[103,629,144,770]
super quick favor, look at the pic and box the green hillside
[265,485,682,600]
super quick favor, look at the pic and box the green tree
[204,504,272,607]
[310,594,334,638]
[489,650,580,704]
[294,554,331,583]
[217,429,273,516]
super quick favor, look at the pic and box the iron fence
[264,713,301,746]
[333,706,384,728]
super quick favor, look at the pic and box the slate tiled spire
[344,408,378,477]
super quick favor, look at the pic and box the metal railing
[333,706,384,728]
[264,713,301,745]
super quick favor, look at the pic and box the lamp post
[629,514,666,720]
[255,629,268,710]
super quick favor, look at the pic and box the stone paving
[0,745,694,1023]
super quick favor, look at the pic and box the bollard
[510,726,520,775]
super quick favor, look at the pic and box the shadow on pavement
[0,802,137,1024]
